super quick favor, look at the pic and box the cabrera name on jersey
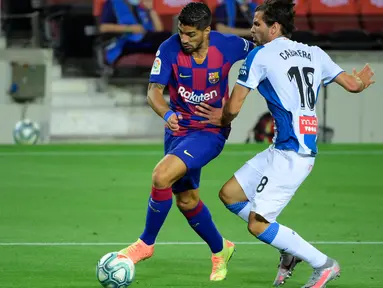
[149,31,254,137]
[237,37,344,156]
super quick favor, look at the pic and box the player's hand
[164,111,183,131]
[353,64,375,90]
[195,99,226,126]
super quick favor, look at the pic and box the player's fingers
[362,64,371,73]
[199,102,212,110]
[352,68,357,76]
[196,106,210,114]
[222,98,226,106]
[365,67,373,76]
[168,118,178,125]
[169,124,179,131]
[195,111,209,117]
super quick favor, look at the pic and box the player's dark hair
[255,0,296,38]
[178,2,212,31]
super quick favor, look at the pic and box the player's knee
[218,185,230,204]
[219,180,243,204]
[152,167,171,189]
[176,194,200,211]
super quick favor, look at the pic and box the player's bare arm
[147,82,168,117]
[334,64,375,93]
[221,84,251,126]
[147,82,182,131]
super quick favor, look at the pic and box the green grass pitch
[0,144,382,287]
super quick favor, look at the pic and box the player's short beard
[182,39,204,55]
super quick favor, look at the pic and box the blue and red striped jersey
[149,31,254,137]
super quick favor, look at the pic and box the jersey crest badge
[208,72,220,84]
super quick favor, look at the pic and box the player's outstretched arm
[147,82,182,131]
[221,84,251,126]
[334,64,375,93]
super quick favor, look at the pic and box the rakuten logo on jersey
[299,116,318,135]
[178,86,218,104]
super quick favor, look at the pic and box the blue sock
[225,201,251,222]
[181,201,223,253]
[140,187,173,245]
[257,222,280,244]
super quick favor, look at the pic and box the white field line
[0,241,382,246]
[0,150,382,157]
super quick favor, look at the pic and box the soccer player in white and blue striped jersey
[197,0,375,287]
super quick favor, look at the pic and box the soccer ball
[13,119,40,145]
[96,252,135,288]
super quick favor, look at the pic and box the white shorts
[234,147,315,223]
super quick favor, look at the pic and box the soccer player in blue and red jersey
[119,2,254,280]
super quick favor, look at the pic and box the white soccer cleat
[302,258,341,288]
[273,252,302,286]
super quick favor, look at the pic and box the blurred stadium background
[0,0,382,145]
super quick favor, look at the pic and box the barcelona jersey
[149,31,254,138]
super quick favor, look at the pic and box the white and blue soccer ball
[13,119,40,145]
[96,252,135,288]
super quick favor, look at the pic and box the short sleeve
[149,39,174,86]
[225,34,255,64]
[236,46,267,90]
[316,47,344,86]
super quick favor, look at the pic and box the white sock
[258,222,327,268]
[225,201,251,222]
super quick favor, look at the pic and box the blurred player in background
[118,2,255,281]
[198,0,375,287]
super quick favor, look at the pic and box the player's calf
[133,155,187,252]
[176,189,200,211]
[247,215,303,287]
[248,212,270,236]
[178,194,225,256]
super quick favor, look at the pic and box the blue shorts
[164,131,226,193]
